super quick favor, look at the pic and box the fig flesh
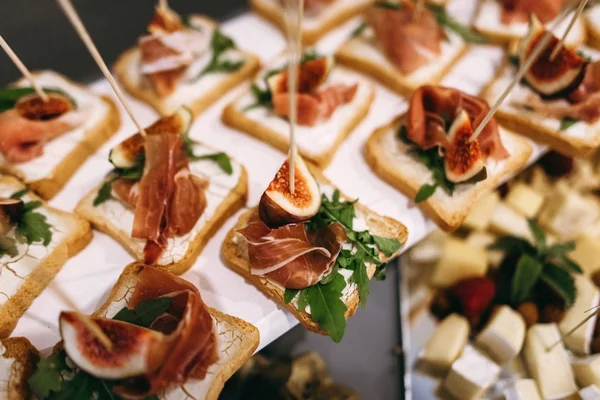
[109,107,193,169]
[519,16,588,99]
[267,56,334,95]
[15,93,74,121]
[259,155,321,228]
[444,110,485,183]
[0,198,23,235]
[60,311,169,380]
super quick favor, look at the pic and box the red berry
[452,277,496,319]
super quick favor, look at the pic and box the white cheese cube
[503,379,542,400]
[570,234,600,276]
[443,345,501,400]
[408,229,446,265]
[489,203,533,242]
[559,275,600,355]
[580,385,600,400]
[573,356,600,388]
[476,305,526,364]
[505,183,545,218]
[538,190,600,240]
[421,313,469,370]
[524,324,578,400]
[463,191,501,231]
[466,231,504,269]
[430,238,488,288]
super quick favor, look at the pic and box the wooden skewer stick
[57,0,148,138]
[283,0,304,195]
[414,0,426,21]
[546,305,600,352]
[469,4,576,142]
[0,35,49,102]
[549,0,588,61]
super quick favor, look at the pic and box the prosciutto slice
[272,83,358,126]
[130,115,206,264]
[499,0,564,24]
[407,85,509,160]
[237,216,347,289]
[139,8,208,97]
[365,2,446,75]
[304,0,337,15]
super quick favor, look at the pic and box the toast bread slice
[114,15,260,117]
[585,6,600,50]
[221,167,408,336]
[0,337,39,400]
[222,61,375,168]
[483,63,600,157]
[90,263,260,400]
[363,116,533,231]
[0,71,120,200]
[75,143,248,275]
[473,0,587,47]
[250,0,373,45]
[335,25,467,96]
[0,175,92,338]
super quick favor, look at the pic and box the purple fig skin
[258,192,313,228]
[539,151,573,177]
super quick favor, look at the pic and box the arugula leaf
[374,1,402,10]
[10,187,30,198]
[415,183,438,203]
[304,273,348,342]
[0,236,18,258]
[372,235,403,257]
[193,152,233,175]
[350,253,370,308]
[511,254,543,305]
[427,4,486,43]
[199,30,245,77]
[541,263,577,307]
[93,181,113,206]
[17,202,52,246]
[508,55,520,67]
[0,87,77,113]
[560,117,578,131]
[297,290,310,312]
[350,22,368,38]
[28,351,68,399]
[284,288,299,304]
[113,297,172,327]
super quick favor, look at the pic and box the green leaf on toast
[284,288,299,304]
[10,187,30,199]
[372,235,403,257]
[93,181,113,206]
[304,273,347,342]
[28,351,67,399]
[415,183,437,203]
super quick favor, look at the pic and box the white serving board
[10,0,545,354]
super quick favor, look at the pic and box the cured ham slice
[500,0,564,24]
[407,85,509,160]
[60,266,218,397]
[130,113,206,264]
[365,2,446,75]
[237,216,347,289]
[139,8,209,97]
[272,83,358,126]
[0,94,82,163]
[304,0,337,15]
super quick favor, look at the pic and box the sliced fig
[109,107,193,168]
[519,15,588,99]
[259,156,321,228]
[15,93,74,121]
[444,110,485,183]
[0,198,23,235]
[60,311,169,380]
[267,56,334,95]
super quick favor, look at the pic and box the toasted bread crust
[75,165,248,275]
[221,168,408,336]
[0,176,92,338]
[222,80,374,168]
[1,337,39,400]
[363,116,533,232]
[94,263,260,400]
[114,15,260,117]
[249,0,372,45]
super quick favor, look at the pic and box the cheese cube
[573,356,600,388]
[503,379,542,400]
[408,229,446,265]
[463,191,500,231]
[579,385,600,400]
[443,345,501,400]
[466,231,504,269]
[505,183,545,218]
[430,238,488,288]
[538,190,600,240]
[570,234,600,276]
[524,324,578,400]
[421,313,469,370]
[559,275,600,355]
[489,203,533,241]
[476,305,526,364]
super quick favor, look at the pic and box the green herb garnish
[183,135,233,174]
[489,219,580,307]
[350,22,368,38]
[560,117,578,131]
[10,187,30,199]
[199,30,245,77]
[427,4,486,43]
[28,297,171,399]
[17,201,52,246]
[93,154,145,207]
